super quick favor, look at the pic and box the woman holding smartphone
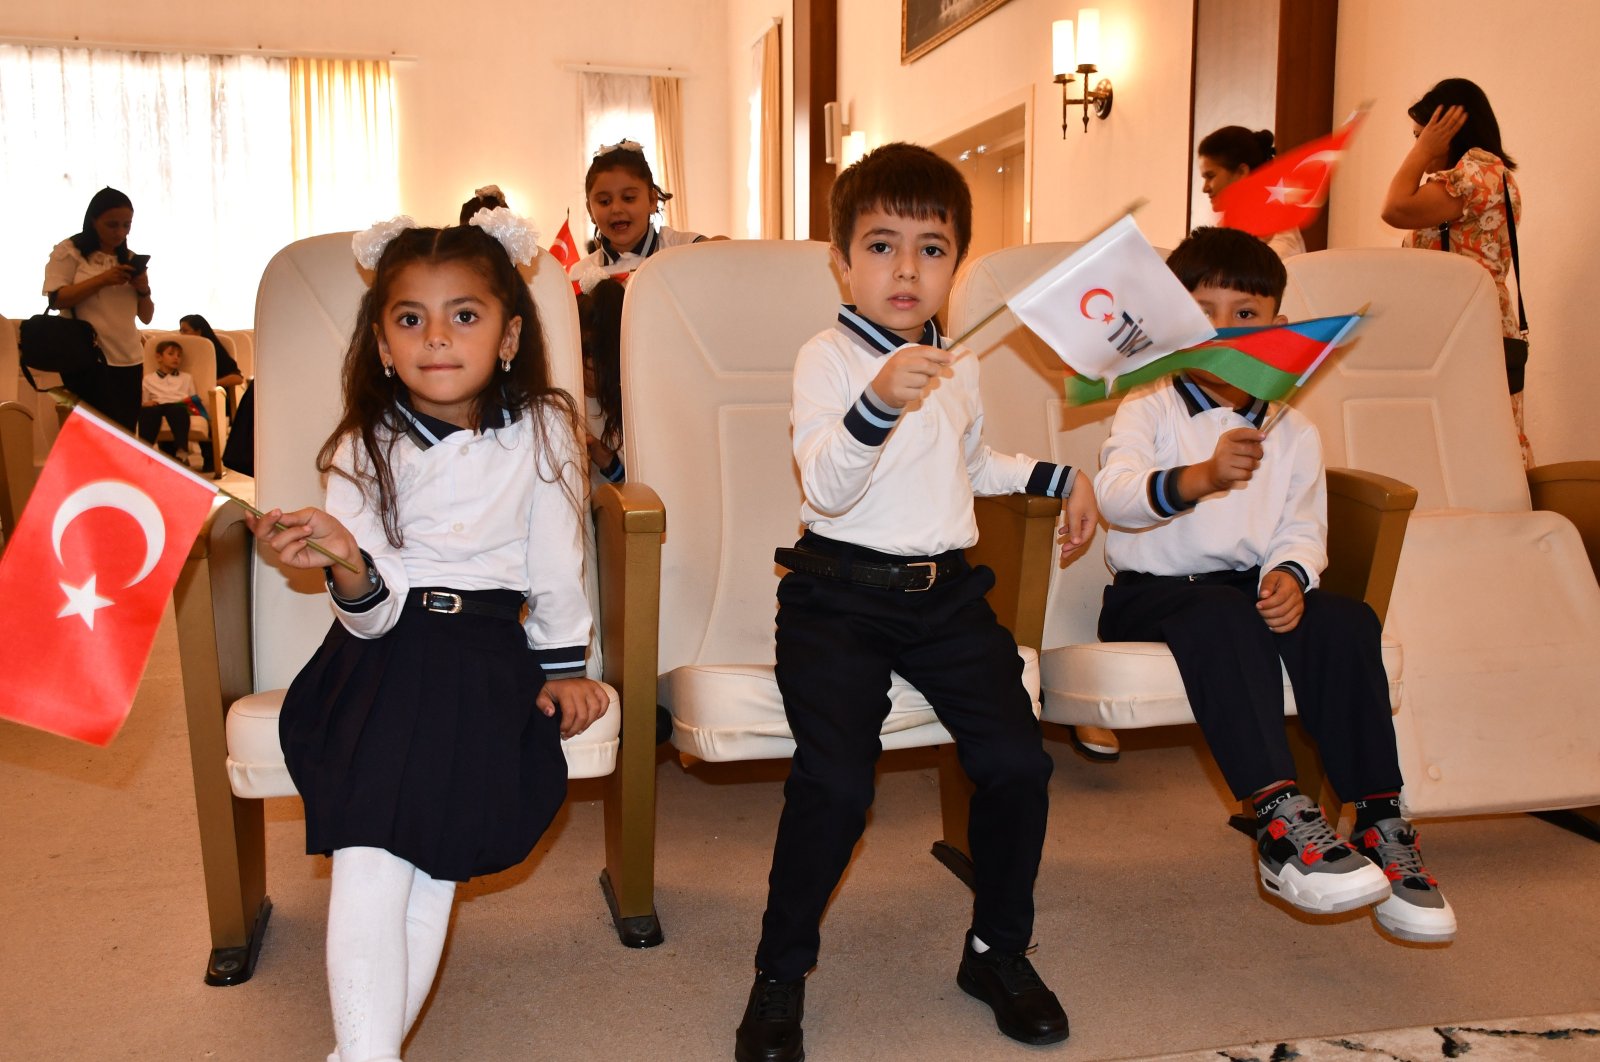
[43,186,153,430]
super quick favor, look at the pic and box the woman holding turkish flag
[1199,126,1307,260]
[1381,78,1528,464]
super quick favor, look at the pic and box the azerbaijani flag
[1064,313,1362,405]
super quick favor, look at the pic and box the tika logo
[1078,287,1154,359]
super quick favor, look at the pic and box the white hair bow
[352,216,418,269]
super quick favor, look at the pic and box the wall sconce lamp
[824,101,869,169]
[1052,9,1113,137]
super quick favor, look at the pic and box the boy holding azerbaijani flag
[1094,227,1456,945]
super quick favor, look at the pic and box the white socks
[326,846,456,1062]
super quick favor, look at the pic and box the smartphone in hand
[128,253,151,275]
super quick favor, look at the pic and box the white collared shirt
[573,224,704,280]
[1095,376,1326,587]
[143,369,195,406]
[324,399,592,675]
[43,239,144,367]
[792,309,1076,557]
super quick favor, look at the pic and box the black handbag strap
[1502,174,1527,333]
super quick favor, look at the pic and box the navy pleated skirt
[279,589,567,882]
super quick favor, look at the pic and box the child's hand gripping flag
[1061,313,1364,407]
[1002,214,1217,386]
[0,405,219,745]
[1212,108,1368,238]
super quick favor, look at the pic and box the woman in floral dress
[1381,78,1529,465]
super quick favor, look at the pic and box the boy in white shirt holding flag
[735,142,1097,1062]
[1093,226,1455,945]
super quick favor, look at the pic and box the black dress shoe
[956,936,1069,1046]
[734,974,805,1062]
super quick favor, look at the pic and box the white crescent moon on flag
[51,480,166,588]
[1291,150,1342,208]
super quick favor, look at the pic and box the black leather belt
[405,587,525,621]
[774,546,966,592]
[1113,567,1258,586]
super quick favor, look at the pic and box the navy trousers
[755,535,1053,981]
[1098,568,1403,801]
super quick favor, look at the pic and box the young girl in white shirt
[247,211,608,1062]
[571,140,714,285]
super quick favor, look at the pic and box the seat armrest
[971,493,1063,650]
[592,480,665,924]
[1324,467,1418,626]
[0,400,37,538]
[1528,461,1600,579]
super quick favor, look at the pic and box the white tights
[324,846,456,1062]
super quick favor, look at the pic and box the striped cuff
[1148,466,1196,518]
[326,549,388,613]
[599,454,625,483]
[1026,461,1077,499]
[1271,562,1310,591]
[533,644,588,677]
[841,386,902,446]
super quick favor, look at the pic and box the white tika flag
[1008,215,1216,387]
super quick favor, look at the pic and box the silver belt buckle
[904,561,939,592]
[421,590,464,614]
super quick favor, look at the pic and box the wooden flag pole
[46,388,361,573]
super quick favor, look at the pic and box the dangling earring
[383,363,394,378]
[500,357,512,373]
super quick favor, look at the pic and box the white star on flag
[58,575,114,630]
[1265,179,1303,205]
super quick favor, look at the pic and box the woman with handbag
[1380,78,1530,466]
[41,187,153,431]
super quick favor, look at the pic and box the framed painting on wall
[902,0,1016,64]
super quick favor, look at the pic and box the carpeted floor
[2,602,1598,1060]
[1130,1012,1600,1061]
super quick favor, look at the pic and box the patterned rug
[1129,1012,1600,1061]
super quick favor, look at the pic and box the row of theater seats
[57,236,1600,988]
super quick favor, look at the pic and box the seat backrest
[142,332,218,393]
[948,242,1117,650]
[621,240,845,671]
[1,315,19,405]
[251,234,584,691]
[1282,248,1526,513]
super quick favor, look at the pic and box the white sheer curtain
[0,45,291,330]
[579,72,662,241]
[291,58,399,239]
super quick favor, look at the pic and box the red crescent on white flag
[1080,288,1115,322]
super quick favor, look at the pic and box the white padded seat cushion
[1038,638,1402,729]
[664,647,1041,762]
[225,683,623,799]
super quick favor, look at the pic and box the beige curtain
[649,76,689,231]
[757,24,783,239]
[290,58,399,239]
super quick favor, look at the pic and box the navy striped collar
[1173,373,1269,428]
[395,401,513,450]
[836,304,941,357]
[598,222,660,266]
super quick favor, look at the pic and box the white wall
[1330,0,1599,464]
[2,1,733,247]
[838,0,1197,249]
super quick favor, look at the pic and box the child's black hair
[577,277,626,453]
[154,339,182,358]
[1165,226,1287,306]
[318,223,580,547]
[829,142,972,264]
[1197,126,1276,173]
[1407,78,1516,170]
[458,185,510,226]
[584,143,673,205]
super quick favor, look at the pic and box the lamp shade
[1076,8,1100,68]
[1052,20,1075,77]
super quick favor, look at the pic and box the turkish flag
[548,217,580,271]
[1212,110,1367,238]
[0,408,218,745]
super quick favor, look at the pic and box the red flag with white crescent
[549,217,580,271]
[0,408,218,745]
[1212,110,1367,238]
